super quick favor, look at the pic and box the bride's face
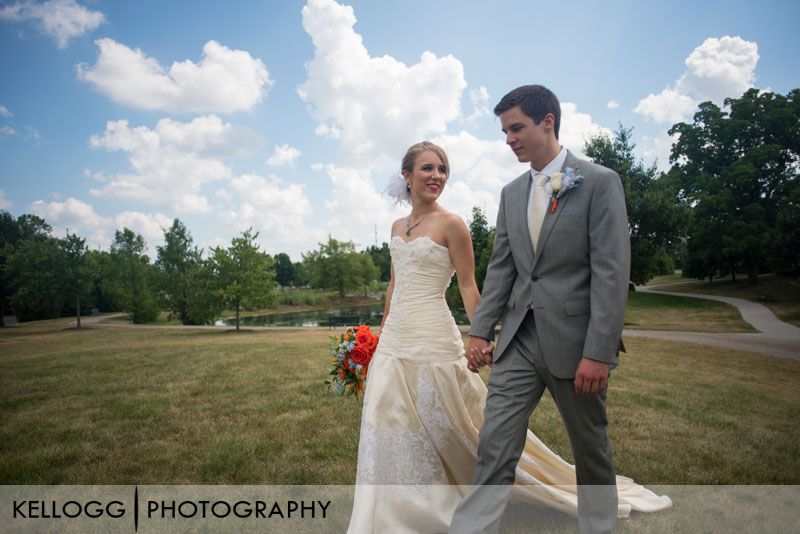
[404,150,448,203]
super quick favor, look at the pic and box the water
[214,303,469,327]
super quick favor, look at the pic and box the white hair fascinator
[384,171,411,208]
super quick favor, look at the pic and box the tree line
[2,88,796,325]
[0,215,387,328]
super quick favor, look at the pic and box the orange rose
[350,344,372,366]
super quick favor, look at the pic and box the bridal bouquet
[326,325,378,398]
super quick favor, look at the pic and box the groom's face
[499,105,550,166]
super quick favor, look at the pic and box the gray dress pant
[449,311,617,534]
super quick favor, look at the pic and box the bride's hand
[466,336,492,373]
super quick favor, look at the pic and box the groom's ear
[542,113,556,132]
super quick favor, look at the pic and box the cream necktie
[529,173,548,252]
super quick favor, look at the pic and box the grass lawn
[624,291,754,332]
[650,274,800,327]
[1,320,798,487]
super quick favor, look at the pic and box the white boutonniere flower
[544,167,583,213]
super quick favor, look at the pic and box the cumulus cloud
[88,115,262,213]
[115,211,173,247]
[266,144,301,167]
[0,126,16,136]
[298,0,466,168]
[77,38,273,113]
[635,36,759,124]
[28,197,111,247]
[0,0,103,48]
[634,88,697,124]
[0,190,11,209]
[559,103,613,157]
[607,100,619,110]
[220,173,321,253]
[467,86,491,122]
[433,130,521,191]
[0,105,12,118]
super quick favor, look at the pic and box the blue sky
[1,0,798,259]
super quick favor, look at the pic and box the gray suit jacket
[469,150,630,379]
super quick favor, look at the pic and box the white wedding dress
[347,236,671,533]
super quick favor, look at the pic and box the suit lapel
[532,151,582,270]
[507,171,536,265]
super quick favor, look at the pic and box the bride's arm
[446,216,480,322]
[380,263,394,331]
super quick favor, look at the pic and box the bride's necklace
[406,212,432,236]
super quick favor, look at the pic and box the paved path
[631,285,800,361]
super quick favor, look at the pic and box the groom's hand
[574,357,609,396]
[466,336,493,373]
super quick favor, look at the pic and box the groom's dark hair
[494,85,561,140]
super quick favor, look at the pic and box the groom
[449,85,630,534]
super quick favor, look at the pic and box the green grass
[624,291,754,332]
[2,319,798,487]
[653,274,800,326]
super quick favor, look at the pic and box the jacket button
[532,275,539,281]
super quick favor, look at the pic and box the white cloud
[28,197,111,247]
[467,86,491,122]
[89,115,262,213]
[266,144,301,167]
[298,0,466,169]
[433,130,522,191]
[634,35,759,124]
[0,0,103,48]
[221,173,321,253]
[115,211,173,247]
[634,88,697,124]
[0,104,12,118]
[310,162,325,171]
[77,38,272,114]
[676,36,759,103]
[1,126,16,136]
[559,103,613,157]
[0,190,11,209]
[640,131,679,172]
[606,100,619,110]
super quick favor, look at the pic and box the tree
[5,234,66,322]
[274,252,297,287]
[669,88,800,284]
[469,207,495,291]
[107,228,160,324]
[365,243,391,283]
[355,253,379,296]
[0,212,52,325]
[60,232,92,328]
[156,219,205,324]
[302,236,363,299]
[584,125,688,284]
[209,228,276,331]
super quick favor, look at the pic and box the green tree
[155,219,206,324]
[5,234,66,322]
[469,207,495,291]
[302,236,362,300]
[365,243,391,283]
[107,228,160,324]
[585,125,688,284]
[274,252,297,287]
[355,252,379,296]
[209,228,276,331]
[60,232,93,328]
[669,88,800,284]
[0,212,52,325]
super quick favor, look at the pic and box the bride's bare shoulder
[390,216,408,236]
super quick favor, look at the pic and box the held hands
[573,357,610,396]
[466,336,494,373]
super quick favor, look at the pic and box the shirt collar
[530,146,567,180]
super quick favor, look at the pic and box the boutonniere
[544,167,583,213]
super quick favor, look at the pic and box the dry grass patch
[2,322,798,486]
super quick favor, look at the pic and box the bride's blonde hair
[401,141,450,178]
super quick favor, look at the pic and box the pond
[214,303,469,328]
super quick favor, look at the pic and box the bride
[347,141,670,533]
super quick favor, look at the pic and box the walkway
[630,285,800,361]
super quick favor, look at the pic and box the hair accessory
[384,171,411,208]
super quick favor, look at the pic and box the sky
[1,0,798,260]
